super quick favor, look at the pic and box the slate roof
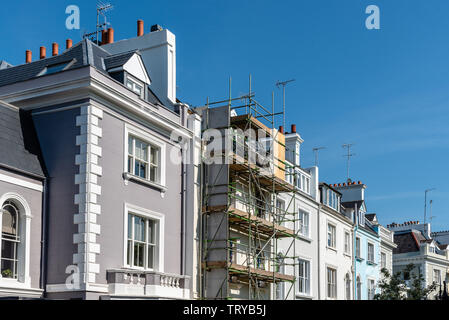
[394,230,421,254]
[0,101,45,178]
[342,200,365,211]
[104,51,136,70]
[0,39,134,88]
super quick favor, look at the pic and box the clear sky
[1,0,448,230]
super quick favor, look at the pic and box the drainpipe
[40,177,49,296]
[181,145,187,276]
[317,203,322,299]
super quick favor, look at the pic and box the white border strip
[0,173,43,192]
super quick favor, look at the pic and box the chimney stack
[40,46,46,60]
[137,20,144,37]
[101,30,108,45]
[279,126,284,134]
[107,28,114,44]
[291,124,296,134]
[25,50,32,63]
[66,39,73,49]
[52,43,59,56]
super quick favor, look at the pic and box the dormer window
[126,74,144,99]
[322,185,340,212]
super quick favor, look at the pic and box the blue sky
[1,0,448,229]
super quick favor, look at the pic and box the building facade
[0,21,201,299]
[277,127,320,300]
[388,221,449,299]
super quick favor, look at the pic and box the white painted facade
[319,204,354,300]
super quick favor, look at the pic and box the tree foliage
[374,263,437,300]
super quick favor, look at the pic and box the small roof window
[38,60,74,76]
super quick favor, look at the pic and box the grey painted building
[0,22,201,299]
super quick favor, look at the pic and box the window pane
[1,258,17,279]
[150,165,157,182]
[128,136,133,155]
[148,245,155,269]
[134,216,145,242]
[128,156,133,174]
[148,220,156,244]
[133,242,145,267]
[150,148,158,165]
[1,240,15,260]
[127,240,132,265]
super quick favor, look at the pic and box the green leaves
[374,264,438,300]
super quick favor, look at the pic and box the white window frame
[327,223,336,249]
[433,269,441,285]
[0,193,32,288]
[381,252,387,269]
[326,267,337,299]
[344,231,351,255]
[367,242,375,264]
[123,203,165,272]
[298,210,310,238]
[125,74,145,99]
[124,124,167,188]
[367,278,376,300]
[297,258,311,296]
[356,237,361,258]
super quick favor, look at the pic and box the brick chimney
[52,43,59,56]
[40,47,46,60]
[107,28,114,44]
[25,50,32,63]
[101,30,108,45]
[137,20,144,37]
[66,39,73,49]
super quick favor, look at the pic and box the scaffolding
[196,76,303,300]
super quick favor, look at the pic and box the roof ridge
[0,100,19,111]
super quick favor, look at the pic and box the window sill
[296,293,313,300]
[297,234,312,243]
[355,256,364,262]
[343,252,351,258]
[326,246,337,253]
[367,261,377,266]
[123,172,167,197]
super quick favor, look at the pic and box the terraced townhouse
[0,20,202,299]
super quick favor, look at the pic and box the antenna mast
[424,188,436,224]
[312,146,326,166]
[342,143,355,181]
[276,79,295,129]
[83,2,114,43]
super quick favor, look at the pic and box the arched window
[345,273,351,300]
[1,201,20,279]
[356,276,362,300]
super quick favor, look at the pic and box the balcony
[106,269,190,299]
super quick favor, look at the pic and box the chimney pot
[279,126,284,134]
[25,50,32,63]
[107,28,114,44]
[101,30,108,45]
[358,181,362,184]
[291,124,296,133]
[52,43,58,56]
[343,183,346,186]
[137,20,144,37]
[66,39,73,49]
[40,46,46,60]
